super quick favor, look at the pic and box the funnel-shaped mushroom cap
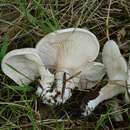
[102,40,127,81]
[1,48,47,85]
[36,28,99,70]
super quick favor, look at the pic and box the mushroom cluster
[1,28,129,116]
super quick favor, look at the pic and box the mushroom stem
[55,69,80,103]
[83,82,126,116]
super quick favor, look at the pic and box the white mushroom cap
[1,48,52,85]
[36,28,100,70]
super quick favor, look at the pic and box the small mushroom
[82,40,129,116]
[1,28,105,105]
[36,28,105,104]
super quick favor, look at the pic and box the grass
[0,33,9,61]
[0,0,130,129]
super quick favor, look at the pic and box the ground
[0,0,130,130]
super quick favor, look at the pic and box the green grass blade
[8,85,34,93]
[0,33,9,61]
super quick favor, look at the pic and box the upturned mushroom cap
[36,28,100,70]
[1,48,52,85]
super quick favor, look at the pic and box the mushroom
[1,28,105,105]
[82,40,129,116]
[1,48,55,105]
